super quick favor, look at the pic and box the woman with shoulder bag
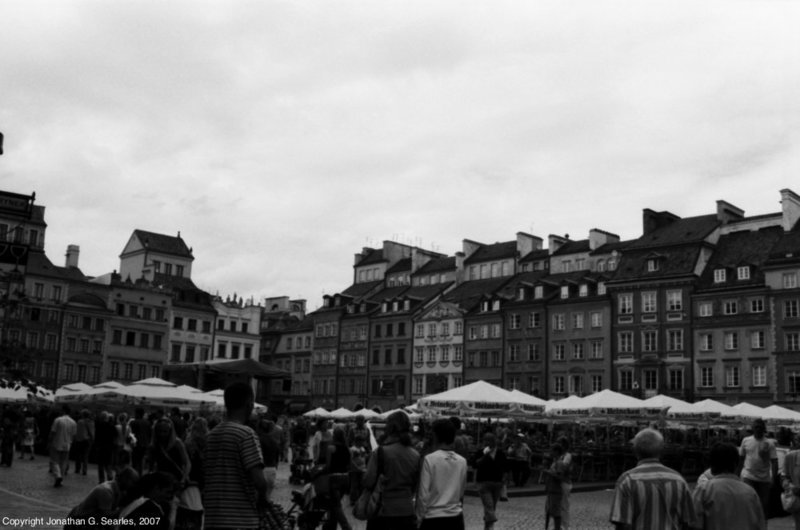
[362,411,420,530]
[321,426,352,530]
[146,418,192,529]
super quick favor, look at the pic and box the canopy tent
[548,390,656,417]
[642,394,689,410]
[545,396,583,414]
[328,407,355,420]
[762,405,800,423]
[732,402,767,419]
[508,389,548,406]
[667,399,745,421]
[417,380,544,416]
[303,407,330,419]
[0,387,27,403]
[375,408,422,421]
[202,358,289,378]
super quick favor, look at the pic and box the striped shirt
[203,421,264,529]
[609,458,697,530]
[691,473,765,530]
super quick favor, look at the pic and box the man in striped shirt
[609,428,697,530]
[203,382,268,530]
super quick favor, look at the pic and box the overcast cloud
[1,1,798,308]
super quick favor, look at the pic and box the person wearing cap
[740,418,778,519]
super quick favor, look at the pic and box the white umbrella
[328,407,354,420]
[0,387,27,403]
[418,380,544,416]
[303,407,330,419]
[763,405,800,422]
[732,402,767,419]
[642,394,689,409]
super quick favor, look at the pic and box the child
[18,416,37,461]
[542,447,564,530]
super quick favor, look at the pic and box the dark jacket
[363,436,421,517]
[474,448,507,483]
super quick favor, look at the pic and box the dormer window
[560,286,569,299]
[360,303,367,313]
[714,269,727,283]
[579,284,588,297]
[347,305,355,314]
[392,301,399,312]
[598,282,606,296]
[403,299,410,311]
[492,300,500,311]
[381,302,388,313]
[534,286,544,299]
[737,266,751,280]
[481,300,490,312]
[647,259,659,272]
[517,287,526,301]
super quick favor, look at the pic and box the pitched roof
[590,239,634,255]
[355,248,386,266]
[386,258,411,274]
[611,246,705,281]
[341,280,383,298]
[463,241,517,264]
[26,251,87,281]
[765,227,800,266]
[551,239,591,256]
[628,214,719,250]
[698,227,783,288]
[519,248,550,263]
[133,230,193,258]
[442,277,513,311]
[414,256,457,274]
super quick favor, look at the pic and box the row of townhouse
[263,188,800,413]
[0,190,264,391]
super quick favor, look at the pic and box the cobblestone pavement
[0,456,796,529]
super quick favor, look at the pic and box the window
[153,335,162,350]
[590,312,602,328]
[642,292,657,313]
[231,344,240,359]
[787,333,800,352]
[415,347,424,363]
[700,333,713,351]
[751,330,765,349]
[230,321,237,332]
[426,346,436,363]
[480,325,489,339]
[479,351,488,367]
[643,369,658,390]
[591,375,603,393]
[384,349,392,365]
[591,341,603,359]
[509,345,520,362]
[647,259,659,272]
[784,273,798,289]
[173,316,183,329]
[598,282,607,295]
[414,376,424,395]
[34,283,44,299]
[552,314,565,330]
[440,345,449,362]
[642,330,657,352]
[714,269,727,283]
[725,365,740,387]
[52,285,62,302]
[560,286,569,299]
[491,351,500,366]
[737,266,750,280]
[454,345,463,362]
[153,260,161,273]
[468,327,477,340]
[416,324,424,338]
[124,363,133,380]
[553,344,565,361]
[786,300,800,319]
[527,343,540,361]
[164,263,172,276]
[700,366,714,387]
[750,298,765,313]
[572,343,584,360]
[668,369,684,391]
[454,322,463,335]
[667,329,683,351]
[667,290,683,311]
[534,286,544,299]
[752,365,767,387]
[176,265,184,277]
[619,371,633,391]
[723,300,738,315]
[138,364,147,380]
[699,302,713,317]
[789,372,800,394]
[618,332,633,353]
[139,333,149,349]
[110,362,120,379]
[509,314,521,329]
[569,375,583,395]
[490,324,501,338]
[572,313,584,329]
[553,376,565,394]
[217,343,226,359]
[618,294,633,315]
[724,332,738,350]
[529,312,541,328]
[579,284,588,297]
[218,320,226,331]
[187,319,197,331]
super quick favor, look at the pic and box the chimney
[548,234,569,255]
[65,245,80,268]
[716,200,744,224]
[642,209,680,235]
[589,228,620,250]
[781,189,800,231]
[516,232,543,257]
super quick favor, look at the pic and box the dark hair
[709,442,739,475]
[224,382,254,411]
[448,416,462,431]
[432,418,457,445]
[558,436,570,451]
[136,471,176,497]
[551,443,565,456]
[135,408,145,419]
[384,411,412,446]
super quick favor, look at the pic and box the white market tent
[763,405,800,423]
[732,402,767,418]
[417,380,544,416]
[303,407,330,419]
[0,387,27,403]
[642,394,689,409]
[328,407,355,420]
[548,389,656,417]
[375,407,422,421]
[509,389,548,406]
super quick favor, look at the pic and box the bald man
[609,428,697,530]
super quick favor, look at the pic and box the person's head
[557,436,570,452]
[153,418,176,447]
[80,409,91,420]
[61,405,71,416]
[171,407,181,417]
[449,416,462,433]
[550,443,565,459]
[431,418,456,447]
[114,466,140,494]
[224,382,254,418]
[632,428,664,460]
[355,415,365,427]
[752,419,767,439]
[709,442,739,475]
[483,432,497,449]
[138,471,176,503]
[384,411,412,446]
[187,417,208,441]
[258,418,274,435]
[778,427,794,447]
[333,426,347,445]
[117,412,128,425]
[135,408,145,419]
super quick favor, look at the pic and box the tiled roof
[403,282,453,302]
[368,285,410,302]
[442,277,513,311]
[341,280,383,298]
[463,241,517,264]
[414,256,456,274]
[628,214,719,250]
[26,251,87,281]
[355,248,386,266]
[152,273,199,291]
[766,228,800,265]
[552,240,591,256]
[590,240,634,255]
[386,258,411,274]
[518,249,550,263]
[698,227,783,288]
[611,246,704,281]
[133,230,193,258]
[496,271,548,298]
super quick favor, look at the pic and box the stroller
[285,473,332,530]
[289,443,314,485]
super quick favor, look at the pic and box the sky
[1,1,799,310]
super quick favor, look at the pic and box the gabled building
[308,293,350,410]
[338,300,374,410]
[212,294,261,362]
[411,300,466,401]
[268,319,313,414]
[58,284,113,386]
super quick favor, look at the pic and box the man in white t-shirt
[416,418,467,530]
[739,418,778,518]
[49,405,77,488]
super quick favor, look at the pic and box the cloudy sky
[2,1,799,309]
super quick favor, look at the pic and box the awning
[202,358,289,379]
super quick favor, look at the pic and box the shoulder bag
[353,446,384,521]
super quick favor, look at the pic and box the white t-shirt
[740,435,777,483]
[415,449,467,523]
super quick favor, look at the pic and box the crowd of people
[6,395,800,530]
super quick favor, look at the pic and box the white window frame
[714,269,727,283]
[737,266,751,280]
